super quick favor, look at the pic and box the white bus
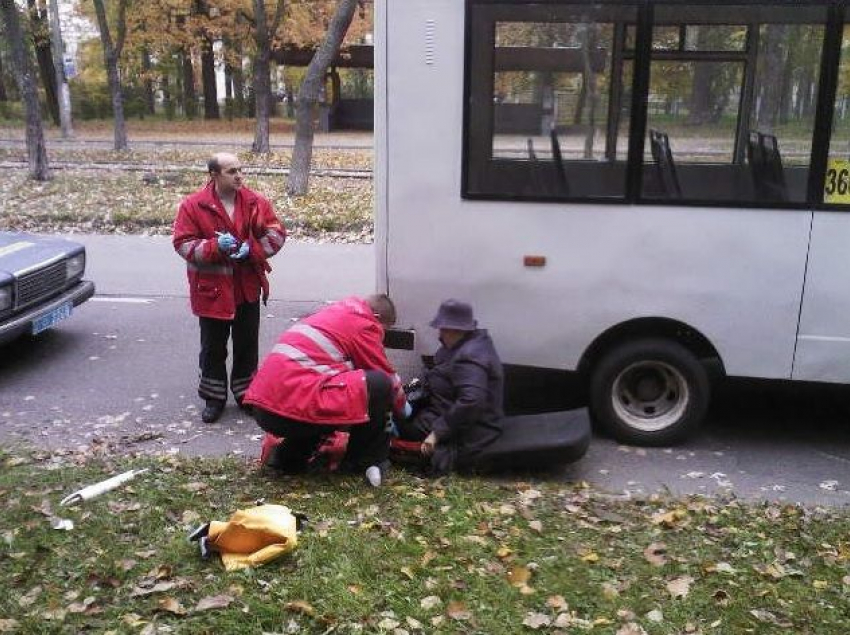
[374,0,850,445]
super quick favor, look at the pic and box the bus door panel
[793,211,850,383]
[794,3,850,383]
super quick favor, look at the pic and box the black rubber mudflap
[474,409,591,472]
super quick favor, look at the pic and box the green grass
[1,450,849,634]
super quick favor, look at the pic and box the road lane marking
[91,297,155,304]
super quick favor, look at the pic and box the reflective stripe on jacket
[173,181,285,320]
[244,297,406,425]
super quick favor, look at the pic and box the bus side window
[641,5,825,206]
[465,4,637,201]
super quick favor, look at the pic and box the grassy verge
[1,450,849,634]
[1,170,372,242]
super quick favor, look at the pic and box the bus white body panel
[377,0,812,381]
[795,212,850,383]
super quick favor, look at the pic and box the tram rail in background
[0,160,373,180]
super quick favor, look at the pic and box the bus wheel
[589,338,710,446]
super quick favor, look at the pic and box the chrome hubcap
[612,360,689,432]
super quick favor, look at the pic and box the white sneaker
[365,465,382,487]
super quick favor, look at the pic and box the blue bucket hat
[429,299,478,331]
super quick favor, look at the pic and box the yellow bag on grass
[190,504,300,571]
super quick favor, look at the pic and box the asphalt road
[1,236,849,507]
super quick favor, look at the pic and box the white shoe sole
[365,466,382,487]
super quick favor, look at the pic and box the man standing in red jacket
[173,153,286,423]
[244,295,409,486]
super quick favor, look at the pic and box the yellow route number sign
[824,159,850,204]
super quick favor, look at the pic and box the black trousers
[395,415,431,441]
[254,370,393,472]
[198,301,260,404]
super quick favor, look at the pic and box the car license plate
[32,302,72,335]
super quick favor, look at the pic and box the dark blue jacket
[417,329,505,473]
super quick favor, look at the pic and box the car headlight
[0,285,11,312]
[66,253,85,280]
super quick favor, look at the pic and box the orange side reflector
[523,255,546,267]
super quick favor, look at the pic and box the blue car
[0,232,95,345]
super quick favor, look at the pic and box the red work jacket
[173,181,286,320]
[244,297,406,425]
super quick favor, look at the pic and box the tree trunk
[225,63,233,99]
[686,27,718,126]
[201,35,219,119]
[35,45,59,125]
[224,61,233,119]
[756,24,787,131]
[573,82,586,126]
[288,0,359,195]
[797,32,819,120]
[778,46,794,125]
[105,54,127,149]
[251,0,272,153]
[162,73,173,119]
[0,54,8,102]
[288,98,315,194]
[801,73,815,119]
[142,48,155,115]
[48,0,72,137]
[250,0,286,153]
[182,50,197,119]
[228,18,246,118]
[232,50,245,117]
[247,86,256,117]
[252,49,271,152]
[1,0,50,180]
[92,0,128,151]
[580,26,600,159]
[27,0,60,126]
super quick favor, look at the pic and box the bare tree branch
[115,0,129,58]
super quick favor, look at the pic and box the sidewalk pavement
[64,234,376,302]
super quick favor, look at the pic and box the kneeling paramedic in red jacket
[243,295,410,487]
[173,152,286,424]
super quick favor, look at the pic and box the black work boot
[201,399,225,423]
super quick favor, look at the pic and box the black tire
[589,338,710,446]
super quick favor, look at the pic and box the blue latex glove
[216,232,237,253]
[386,416,400,437]
[403,401,413,419]
[229,241,250,260]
